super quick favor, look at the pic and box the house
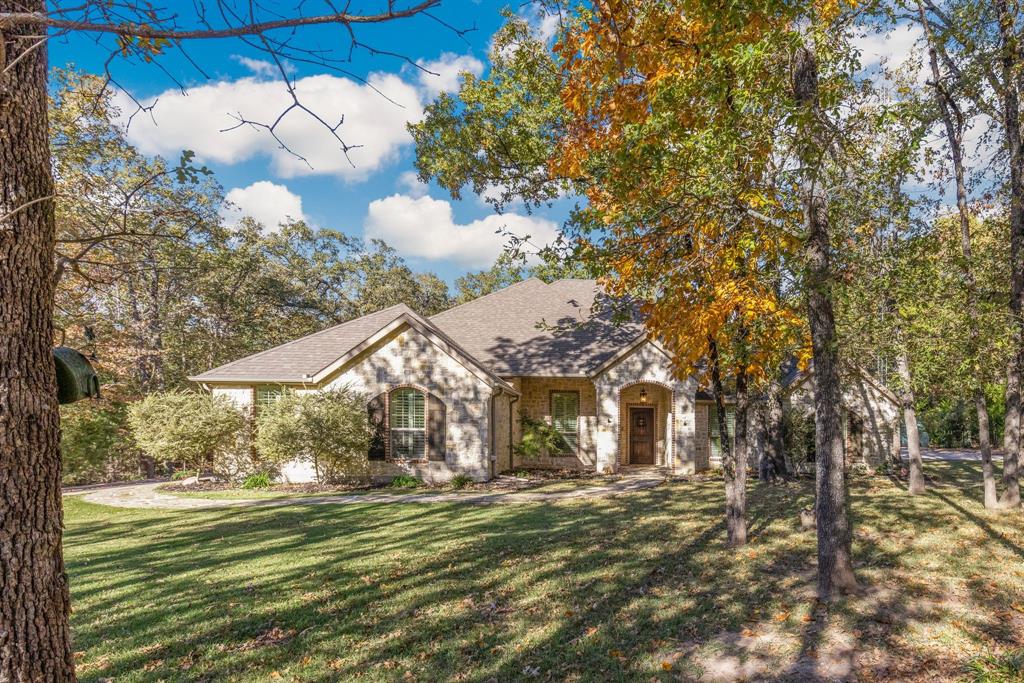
[191,278,902,483]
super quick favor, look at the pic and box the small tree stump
[799,507,816,531]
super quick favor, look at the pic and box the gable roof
[430,278,645,376]
[189,304,516,392]
[782,359,900,406]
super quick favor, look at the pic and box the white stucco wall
[593,342,697,474]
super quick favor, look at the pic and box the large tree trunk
[792,45,857,599]
[918,0,998,507]
[896,351,925,494]
[709,338,747,547]
[998,0,1023,509]
[0,6,77,679]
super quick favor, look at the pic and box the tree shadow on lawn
[64,464,1024,682]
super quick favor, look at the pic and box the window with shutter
[255,385,283,411]
[550,391,580,455]
[709,404,736,460]
[389,388,426,460]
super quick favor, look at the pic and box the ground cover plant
[65,461,1024,682]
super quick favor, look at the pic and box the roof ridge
[431,277,546,320]
[196,303,409,378]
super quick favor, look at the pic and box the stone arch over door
[593,341,698,474]
[616,380,676,467]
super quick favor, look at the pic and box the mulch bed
[159,467,619,496]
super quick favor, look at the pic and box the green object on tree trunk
[53,347,100,405]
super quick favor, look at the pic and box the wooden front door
[629,407,656,465]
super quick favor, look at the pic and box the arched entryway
[618,382,674,467]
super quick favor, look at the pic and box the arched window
[389,388,426,460]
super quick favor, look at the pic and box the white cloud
[221,181,305,231]
[115,72,423,180]
[364,193,559,267]
[232,55,278,78]
[397,170,429,198]
[415,52,484,98]
[853,23,924,80]
[532,10,561,44]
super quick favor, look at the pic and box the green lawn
[158,486,429,501]
[66,462,1024,682]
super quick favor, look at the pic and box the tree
[915,0,999,505]
[416,7,805,549]
[127,391,245,475]
[255,389,372,483]
[909,0,1022,509]
[0,1,445,677]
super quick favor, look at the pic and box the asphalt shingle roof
[190,304,415,383]
[193,279,646,383]
[430,278,644,376]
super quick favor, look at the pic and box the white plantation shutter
[551,391,579,454]
[389,389,426,460]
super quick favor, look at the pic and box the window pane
[709,405,736,459]
[551,392,579,454]
[390,389,425,430]
[256,386,283,408]
[391,430,426,460]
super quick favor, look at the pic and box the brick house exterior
[192,278,901,482]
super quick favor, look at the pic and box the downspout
[489,391,497,479]
[509,393,520,472]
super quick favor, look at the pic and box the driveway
[66,471,666,510]
[901,447,1004,462]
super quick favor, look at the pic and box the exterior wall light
[639,388,648,403]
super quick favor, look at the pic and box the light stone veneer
[211,323,507,484]
[786,370,902,466]
[593,342,697,475]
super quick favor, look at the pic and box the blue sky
[49,5,970,284]
[50,1,567,283]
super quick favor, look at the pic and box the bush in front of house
[128,390,246,478]
[783,408,816,473]
[255,387,371,484]
[449,473,473,489]
[61,400,140,485]
[514,415,570,458]
[242,472,273,489]
[389,474,423,489]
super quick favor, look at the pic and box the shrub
[390,474,423,489]
[128,391,246,477]
[515,415,570,458]
[255,387,371,484]
[242,472,273,489]
[783,408,816,472]
[61,400,139,485]
[170,470,193,481]
[449,473,473,489]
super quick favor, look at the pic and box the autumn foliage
[550,1,808,381]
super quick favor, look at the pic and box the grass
[158,486,427,501]
[65,461,1024,682]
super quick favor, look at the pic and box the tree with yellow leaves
[413,0,888,598]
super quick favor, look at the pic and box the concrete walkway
[70,471,666,510]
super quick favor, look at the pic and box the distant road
[901,447,1003,462]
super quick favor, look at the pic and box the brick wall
[509,376,597,470]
